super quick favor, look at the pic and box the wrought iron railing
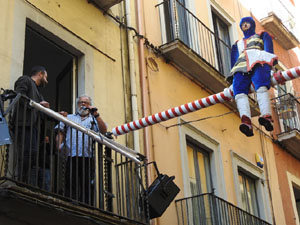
[156,0,232,76]
[175,193,271,225]
[273,93,300,134]
[0,90,149,224]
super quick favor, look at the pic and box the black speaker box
[146,174,180,219]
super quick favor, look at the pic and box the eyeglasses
[78,101,90,105]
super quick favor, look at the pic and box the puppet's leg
[257,86,273,131]
[233,72,253,137]
[235,93,254,136]
[252,65,274,131]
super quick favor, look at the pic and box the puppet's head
[239,17,256,38]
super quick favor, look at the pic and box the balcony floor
[0,183,131,225]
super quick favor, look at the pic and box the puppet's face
[241,22,251,31]
[239,17,256,38]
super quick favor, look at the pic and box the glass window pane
[187,145,197,196]
[187,141,212,195]
[197,151,208,193]
[238,171,259,216]
[246,178,259,215]
[239,174,248,211]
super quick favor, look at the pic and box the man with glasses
[56,94,107,204]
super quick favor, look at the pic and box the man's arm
[55,120,66,149]
[94,115,107,134]
[89,107,107,134]
[56,131,65,150]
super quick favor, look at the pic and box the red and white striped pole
[112,66,300,136]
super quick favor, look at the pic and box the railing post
[104,133,113,212]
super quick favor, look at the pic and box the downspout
[135,1,156,224]
[125,0,140,153]
[135,1,151,162]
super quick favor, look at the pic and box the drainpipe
[135,1,156,224]
[135,1,151,161]
[125,0,140,153]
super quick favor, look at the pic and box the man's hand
[59,111,68,117]
[88,106,98,116]
[40,101,50,108]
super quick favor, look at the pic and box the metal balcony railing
[273,93,300,134]
[156,0,232,76]
[175,193,271,225]
[0,90,149,224]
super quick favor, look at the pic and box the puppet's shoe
[259,115,273,131]
[239,115,254,137]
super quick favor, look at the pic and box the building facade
[140,0,300,225]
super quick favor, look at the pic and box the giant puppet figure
[228,17,278,137]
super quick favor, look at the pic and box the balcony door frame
[158,0,200,53]
[208,2,237,73]
[10,0,95,106]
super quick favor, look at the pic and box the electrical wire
[104,9,162,56]
[165,111,235,129]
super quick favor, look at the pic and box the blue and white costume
[229,17,277,136]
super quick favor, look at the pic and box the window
[187,140,212,195]
[238,170,259,216]
[293,186,300,223]
[186,139,212,225]
[161,0,189,45]
[212,11,231,76]
[231,151,271,222]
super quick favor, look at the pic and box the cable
[104,9,162,56]
[165,111,235,129]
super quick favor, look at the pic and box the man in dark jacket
[12,66,50,190]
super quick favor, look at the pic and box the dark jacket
[12,75,44,127]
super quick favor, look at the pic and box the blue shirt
[56,114,98,157]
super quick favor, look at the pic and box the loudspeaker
[146,174,180,219]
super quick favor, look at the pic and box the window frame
[10,1,96,109]
[231,150,273,223]
[211,11,232,75]
[187,138,213,195]
[178,120,226,199]
[287,171,300,225]
[238,169,260,216]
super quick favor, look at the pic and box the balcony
[246,0,300,50]
[260,13,300,50]
[0,92,149,225]
[175,193,271,225]
[273,93,300,159]
[156,0,260,116]
[87,0,123,11]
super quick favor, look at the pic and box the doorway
[23,24,76,113]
